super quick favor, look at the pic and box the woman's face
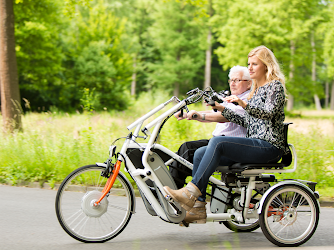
[248,55,267,82]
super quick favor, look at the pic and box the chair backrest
[280,122,293,166]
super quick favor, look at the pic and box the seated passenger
[164,45,287,224]
[169,65,252,189]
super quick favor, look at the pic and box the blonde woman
[164,45,286,224]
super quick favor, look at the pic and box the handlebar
[128,87,234,136]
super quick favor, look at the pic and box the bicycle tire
[55,165,135,243]
[259,184,319,247]
[223,219,260,232]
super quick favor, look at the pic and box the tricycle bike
[55,88,320,247]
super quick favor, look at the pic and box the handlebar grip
[192,113,198,119]
[207,100,217,112]
[207,100,215,106]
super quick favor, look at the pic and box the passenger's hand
[187,110,200,120]
[211,101,225,112]
[174,110,186,120]
[224,95,247,108]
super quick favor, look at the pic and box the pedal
[165,195,182,215]
[179,220,189,227]
[168,201,182,215]
[165,194,174,203]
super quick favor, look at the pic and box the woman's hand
[224,95,247,109]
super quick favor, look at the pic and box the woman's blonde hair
[248,45,286,99]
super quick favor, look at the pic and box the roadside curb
[2,182,334,208]
[318,200,334,207]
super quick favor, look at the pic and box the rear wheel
[222,187,265,232]
[259,184,319,247]
[223,219,259,232]
[55,165,135,243]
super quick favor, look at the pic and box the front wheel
[259,184,319,247]
[55,165,135,243]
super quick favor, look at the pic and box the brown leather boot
[163,182,202,211]
[184,201,207,224]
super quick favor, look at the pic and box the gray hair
[228,65,251,80]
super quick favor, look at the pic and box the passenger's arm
[186,110,228,123]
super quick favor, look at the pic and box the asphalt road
[0,185,333,250]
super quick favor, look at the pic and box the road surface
[0,185,333,250]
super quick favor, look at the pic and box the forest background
[3,0,334,112]
[0,0,333,198]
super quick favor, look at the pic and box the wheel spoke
[55,165,133,242]
[260,185,319,247]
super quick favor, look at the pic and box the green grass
[317,187,334,200]
[1,92,333,198]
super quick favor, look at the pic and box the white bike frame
[112,94,299,223]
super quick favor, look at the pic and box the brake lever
[179,109,184,117]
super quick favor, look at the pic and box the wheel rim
[56,166,132,242]
[264,187,316,244]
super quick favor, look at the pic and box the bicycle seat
[216,123,293,174]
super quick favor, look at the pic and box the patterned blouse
[221,80,286,151]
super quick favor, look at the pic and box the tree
[213,0,328,109]
[14,0,65,111]
[203,0,213,91]
[324,1,334,110]
[107,0,156,97]
[147,0,206,97]
[0,0,21,133]
[62,0,133,111]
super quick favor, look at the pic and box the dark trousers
[169,139,209,189]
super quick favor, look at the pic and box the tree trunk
[311,32,321,110]
[131,57,136,96]
[202,0,212,107]
[203,29,212,91]
[286,40,295,111]
[287,94,294,111]
[174,53,181,98]
[173,82,179,97]
[314,94,322,110]
[331,80,334,111]
[325,81,329,109]
[0,0,22,133]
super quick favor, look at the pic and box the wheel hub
[273,205,297,226]
[282,208,297,225]
[81,190,109,217]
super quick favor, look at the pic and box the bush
[278,128,334,188]
[0,100,333,190]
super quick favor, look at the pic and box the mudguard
[257,180,319,214]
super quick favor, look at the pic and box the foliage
[14,0,65,111]
[278,128,334,187]
[61,0,133,111]
[13,0,132,112]
[5,0,334,114]
[0,97,333,190]
[146,0,207,96]
[324,2,334,78]
[212,0,330,105]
